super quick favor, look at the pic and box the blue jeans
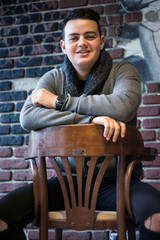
[0,176,160,240]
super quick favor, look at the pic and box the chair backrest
[25,124,157,235]
[25,123,146,158]
[48,155,115,230]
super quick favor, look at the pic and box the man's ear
[60,40,66,54]
[100,35,105,50]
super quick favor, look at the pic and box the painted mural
[119,0,160,91]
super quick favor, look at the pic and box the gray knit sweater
[20,50,142,178]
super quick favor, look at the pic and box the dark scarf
[61,49,112,97]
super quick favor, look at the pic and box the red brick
[0,16,13,26]
[142,156,160,167]
[89,0,117,4]
[46,158,53,168]
[30,23,58,34]
[0,37,12,47]
[12,170,32,181]
[28,229,54,240]
[92,230,109,239]
[144,168,160,179]
[100,16,107,26]
[0,5,28,16]
[146,82,160,93]
[47,170,56,179]
[29,1,58,12]
[143,94,160,104]
[142,118,160,129]
[0,171,11,181]
[13,147,28,157]
[140,130,155,141]
[137,106,160,117]
[24,44,53,56]
[145,142,160,153]
[60,0,87,9]
[1,25,28,37]
[0,59,13,69]
[13,35,42,46]
[2,47,23,57]
[43,32,61,43]
[109,48,123,59]
[105,38,113,48]
[0,183,27,193]
[43,10,68,22]
[14,56,42,68]
[107,26,121,36]
[64,230,91,240]
[158,131,160,140]
[14,13,41,25]
[27,229,40,240]
[0,159,29,169]
[124,12,142,23]
[0,147,12,157]
[106,15,122,25]
[91,6,104,15]
[28,229,93,240]
[105,4,120,14]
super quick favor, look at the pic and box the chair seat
[48,211,117,230]
[49,211,67,220]
[49,210,117,221]
[96,211,117,221]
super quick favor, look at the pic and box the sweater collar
[61,49,112,96]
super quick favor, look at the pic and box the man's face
[60,19,105,76]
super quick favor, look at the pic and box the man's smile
[76,50,91,54]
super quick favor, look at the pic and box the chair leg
[55,229,62,240]
[127,224,136,240]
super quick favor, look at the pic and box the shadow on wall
[119,0,160,92]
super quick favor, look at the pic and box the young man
[0,8,160,240]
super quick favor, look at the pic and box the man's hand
[31,88,57,109]
[91,116,126,142]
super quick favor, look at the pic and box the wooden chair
[25,124,157,240]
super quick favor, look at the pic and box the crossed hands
[31,88,126,142]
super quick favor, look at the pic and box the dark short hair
[61,8,102,40]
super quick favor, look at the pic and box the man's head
[60,8,105,80]
[61,8,102,40]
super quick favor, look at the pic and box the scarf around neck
[61,49,112,97]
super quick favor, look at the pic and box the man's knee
[144,213,160,232]
[0,219,8,232]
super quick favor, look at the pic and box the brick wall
[0,0,159,239]
[137,82,160,191]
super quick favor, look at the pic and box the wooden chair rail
[25,124,146,158]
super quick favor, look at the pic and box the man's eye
[69,37,78,41]
[86,35,96,40]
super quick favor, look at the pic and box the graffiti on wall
[118,0,160,91]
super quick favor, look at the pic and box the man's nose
[78,36,87,46]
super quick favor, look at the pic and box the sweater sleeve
[63,62,141,123]
[20,69,93,131]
